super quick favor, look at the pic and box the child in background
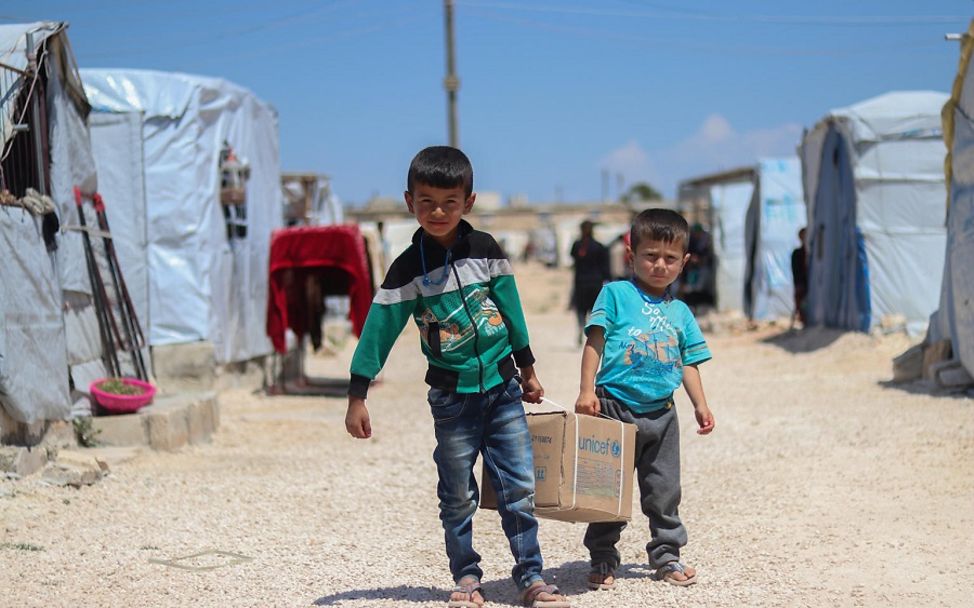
[575,208,715,590]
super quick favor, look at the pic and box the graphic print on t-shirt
[622,301,682,378]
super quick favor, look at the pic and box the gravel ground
[2,264,972,607]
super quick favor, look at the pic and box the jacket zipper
[451,263,485,392]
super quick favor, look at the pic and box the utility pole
[443,0,460,148]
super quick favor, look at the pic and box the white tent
[678,159,804,319]
[708,179,753,312]
[1,22,105,424]
[744,158,806,321]
[81,69,284,364]
[929,22,974,377]
[800,91,948,334]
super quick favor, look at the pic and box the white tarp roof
[801,90,948,334]
[81,69,283,364]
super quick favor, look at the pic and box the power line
[457,1,969,26]
[466,9,946,57]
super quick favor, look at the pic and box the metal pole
[443,0,460,148]
[25,31,48,196]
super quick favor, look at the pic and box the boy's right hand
[345,397,372,439]
[575,390,600,417]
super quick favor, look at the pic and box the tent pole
[25,31,48,197]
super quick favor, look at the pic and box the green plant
[72,417,101,448]
[97,378,144,395]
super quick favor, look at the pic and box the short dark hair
[406,146,473,197]
[630,208,689,251]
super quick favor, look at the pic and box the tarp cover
[709,180,753,312]
[931,18,974,376]
[81,69,284,363]
[266,225,373,353]
[745,158,806,321]
[0,208,70,423]
[801,91,948,333]
[1,22,102,422]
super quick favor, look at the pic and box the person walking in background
[344,146,570,608]
[570,220,611,346]
[574,208,715,591]
[791,227,808,328]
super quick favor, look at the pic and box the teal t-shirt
[585,280,712,413]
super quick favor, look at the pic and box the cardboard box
[480,411,636,523]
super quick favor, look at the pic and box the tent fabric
[81,69,284,364]
[709,180,753,312]
[744,158,806,321]
[1,22,103,423]
[0,208,70,424]
[801,91,949,334]
[930,19,974,377]
[266,225,373,353]
[0,22,61,147]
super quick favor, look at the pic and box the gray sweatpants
[583,388,686,569]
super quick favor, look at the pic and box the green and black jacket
[348,220,535,399]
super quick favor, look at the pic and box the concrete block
[922,340,952,381]
[892,343,924,383]
[152,342,216,392]
[187,401,207,445]
[937,362,974,388]
[42,450,106,487]
[146,405,190,452]
[0,446,48,477]
[91,414,148,447]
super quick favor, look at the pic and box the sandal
[587,563,615,591]
[521,581,570,607]
[447,577,485,608]
[652,561,697,587]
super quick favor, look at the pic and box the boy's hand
[345,397,372,439]
[518,365,544,403]
[694,403,715,435]
[575,390,600,417]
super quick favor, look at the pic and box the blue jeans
[429,377,543,590]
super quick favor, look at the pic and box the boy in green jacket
[345,146,570,608]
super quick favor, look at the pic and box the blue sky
[5,1,972,205]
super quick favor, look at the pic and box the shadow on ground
[267,376,349,397]
[759,327,846,353]
[877,379,972,400]
[311,559,665,606]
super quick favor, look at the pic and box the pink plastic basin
[89,378,156,414]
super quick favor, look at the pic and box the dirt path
[2,264,972,607]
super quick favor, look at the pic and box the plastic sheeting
[930,19,974,377]
[81,69,284,364]
[0,209,70,424]
[801,91,948,334]
[1,22,102,423]
[0,22,60,147]
[745,158,805,321]
[709,180,753,312]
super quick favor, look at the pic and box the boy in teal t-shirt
[575,208,715,589]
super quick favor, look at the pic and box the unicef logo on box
[611,441,621,458]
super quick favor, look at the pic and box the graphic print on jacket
[419,285,506,357]
[348,220,535,398]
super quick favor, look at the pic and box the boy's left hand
[694,403,715,435]
[518,366,544,404]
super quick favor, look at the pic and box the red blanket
[266,225,373,353]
